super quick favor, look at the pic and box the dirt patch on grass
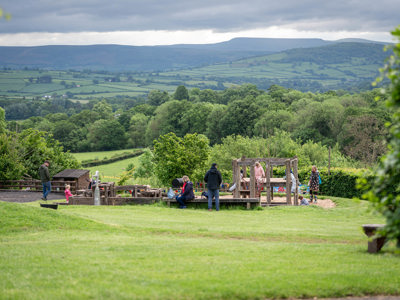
[219,194,336,208]
[0,191,64,203]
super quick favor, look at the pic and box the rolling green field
[0,43,385,101]
[71,149,138,163]
[72,149,142,184]
[1,197,399,299]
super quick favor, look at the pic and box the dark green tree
[173,85,189,101]
[87,119,127,151]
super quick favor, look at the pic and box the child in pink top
[64,184,73,204]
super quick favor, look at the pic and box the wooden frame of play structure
[231,156,299,206]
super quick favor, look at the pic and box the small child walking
[64,184,73,204]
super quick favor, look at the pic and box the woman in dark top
[176,175,194,209]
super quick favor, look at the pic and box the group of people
[39,159,320,208]
[175,163,321,209]
[175,163,222,211]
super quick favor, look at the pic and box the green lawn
[0,198,399,299]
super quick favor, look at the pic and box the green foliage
[0,107,5,134]
[22,129,80,177]
[87,119,127,151]
[173,85,189,100]
[133,149,155,179]
[362,26,400,246]
[153,132,210,185]
[0,132,25,180]
[0,128,80,180]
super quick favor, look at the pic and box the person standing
[254,161,265,198]
[175,175,194,209]
[204,163,222,211]
[39,160,51,200]
[308,165,320,203]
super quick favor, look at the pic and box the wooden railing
[0,180,78,193]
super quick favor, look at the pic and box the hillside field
[0,198,399,299]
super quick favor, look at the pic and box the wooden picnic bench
[162,197,260,209]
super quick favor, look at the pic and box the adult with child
[308,165,320,203]
[204,163,222,211]
[175,175,194,209]
[38,160,51,201]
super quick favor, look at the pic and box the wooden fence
[0,180,78,193]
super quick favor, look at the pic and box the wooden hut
[52,169,90,192]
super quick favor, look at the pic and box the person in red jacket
[175,175,194,209]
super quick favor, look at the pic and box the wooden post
[233,160,240,198]
[293,157,299,206]
[266,159,271,205]
[285,159,291,205]
[250,164,256,199]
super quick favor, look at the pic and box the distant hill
[163,42,389,92]
[0,37,386,72]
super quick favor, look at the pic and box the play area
[0,156,334,208]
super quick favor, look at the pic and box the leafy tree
[87,119,127,151]
[180,102,214,134]
[0,107,5,133]
[254,110,292,138]
[129,113,149,148]
[362,26,400,247]
[153,132,210,185]
[0,133,25,180]
[145,100,187,144]
[205,104,227,145]
[92,99,113,119]
[133,149,155,179]
[173,85,189,101]
[219,96,263,138]
[147,90,170,106]
[17,129,80,178]
[339,115,387,164]
[69,110,101,127]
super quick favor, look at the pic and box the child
[299,195,309,206]
[308,165,320,203]
[64,184,73,204]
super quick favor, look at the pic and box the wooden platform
[162,197,260,209]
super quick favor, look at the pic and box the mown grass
[1,198,399,299]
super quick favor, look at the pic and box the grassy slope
[0,198,399,299]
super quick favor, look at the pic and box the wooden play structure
[231,156,299,206]
[69,183,164,205]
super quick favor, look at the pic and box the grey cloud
[0,0,398,34]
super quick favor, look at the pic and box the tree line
[4,83,390,166]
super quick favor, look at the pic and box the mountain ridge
[0,37,389,72]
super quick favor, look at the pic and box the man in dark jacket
[39,160,51,200]
[175,175,194,209]
[204,163,222,211]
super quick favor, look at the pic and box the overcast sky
[0,0,398,46]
